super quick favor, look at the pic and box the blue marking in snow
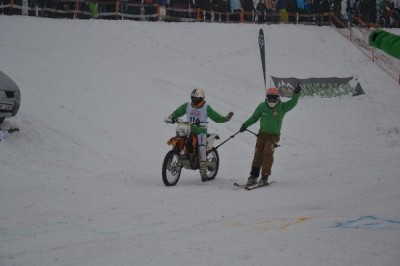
[331,215,400,230]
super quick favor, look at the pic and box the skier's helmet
[265,87,280,108]
[191,88,205,106]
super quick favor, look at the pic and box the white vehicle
[0,71,21,124]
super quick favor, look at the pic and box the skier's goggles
[266,94,280,103]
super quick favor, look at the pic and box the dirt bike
[162,118,221,186]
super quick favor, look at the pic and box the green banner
[271,76,365,98]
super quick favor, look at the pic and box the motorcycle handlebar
[164,117,208,127]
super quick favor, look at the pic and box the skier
[239,83,302,186]
[166,88,234,181]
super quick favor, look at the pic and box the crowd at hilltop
[1,0,399,27]
[346,0,399,27]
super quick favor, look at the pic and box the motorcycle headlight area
[176,123,191,137]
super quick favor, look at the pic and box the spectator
[295,0,305,23]
[378,0,392,26]
[394,0,400,14]
[241,0,255,21]
[213,0,229,12]
[393,0,400,26]
[242,0,255,12]
[271,0,278,22]
[277,0,288,23]
[1,0,10,15]
[28,0,37,16]
[196,0,212,9]
[314,0,323,25]
[265,0,273,10]
[368,0,376,23]
[332,0,341,21]
[286,0,297,23]
[263,0,274,22]
[321,0,331,12]
[230,0,242,12]
[296,0,305,9]
[321,0,331,22]
[257,0,267,23]
[304,0,312,23]
[346,0,353,25]
[213,0,229,22]
[157,0,167,20]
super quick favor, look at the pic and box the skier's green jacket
[170,102,230,135]
[242,93,300,136]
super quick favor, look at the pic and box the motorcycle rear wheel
[162,150,182,186]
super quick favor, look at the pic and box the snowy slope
[0,16,399,266]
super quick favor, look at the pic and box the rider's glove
[294,83,302,94]
[165,116,177,123]
[239,124,247,133]
[226,112,234,121]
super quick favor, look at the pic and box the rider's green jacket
[170,102,229,135]
[242,92,300,136]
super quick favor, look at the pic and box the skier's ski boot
[247,167,260,186]
[247,176,258,186]
[258,175,269,186]
[200,162,208,182]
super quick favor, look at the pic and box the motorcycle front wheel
[205,148,219,180]
[162,150,182,186]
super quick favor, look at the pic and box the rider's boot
[200,161,208,182]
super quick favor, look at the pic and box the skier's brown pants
[251,133,280,177]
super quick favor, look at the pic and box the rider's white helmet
[191,88,205,106]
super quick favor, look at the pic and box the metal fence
[0,0,332,24]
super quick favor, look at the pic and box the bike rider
[166,88,234,182]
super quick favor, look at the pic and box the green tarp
[369,29,400,60]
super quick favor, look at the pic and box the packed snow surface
[1,16,400,266]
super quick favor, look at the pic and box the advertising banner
[271,76,365,98]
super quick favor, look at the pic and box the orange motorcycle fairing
[167,136,185,152]
[167,135,197,155]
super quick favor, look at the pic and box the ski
[234,181,276,190]
[233,182,248,189]
[246,181,276,190]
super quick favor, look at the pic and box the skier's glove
[226,112,234,121]
[294,83,302,94]
[239,124,247,133]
